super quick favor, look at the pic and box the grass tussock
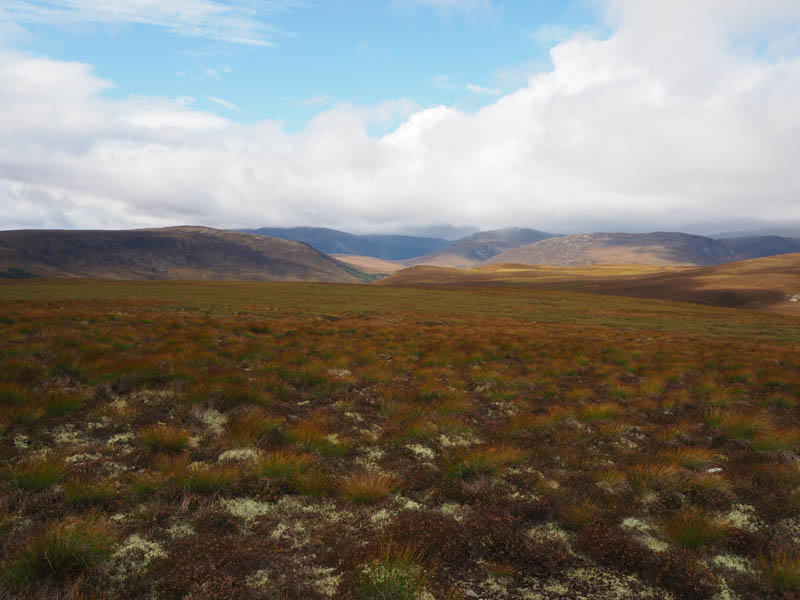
[760,549,800,595]
[354,546,426,600]
[340,472,400,504]
[445,446,525,480]
[140,424,191,453]
[253,451,314,479]
[9,458,65,490]
[1,518,115,587]
[663,509,728,549]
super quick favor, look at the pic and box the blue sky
[1,0,799,234]
[7,1,601,130]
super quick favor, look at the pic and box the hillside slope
[488,232,800,267]
[378,254,800,316]
[240,227,448,260]
[0,227,363,283]
[406,227,560,268]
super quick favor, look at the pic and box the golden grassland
[1,279,800,599]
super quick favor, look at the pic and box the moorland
[1,278,800,599]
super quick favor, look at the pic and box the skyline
[1,0,800,235]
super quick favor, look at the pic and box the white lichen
[406,444,436,460]
[110,535,166,582]
[218,447,261,462]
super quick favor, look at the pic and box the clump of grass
[663,509,728,549]
[292,470,331,497]
[9,458,65,490]
[287,421,350,457]
[65,479,115,508]
[752,429,800,453]
[340,472,400,504]
[140,424,191,453]
[660,448,716,471]
[44,391,85,417]
[761,549,800,595]
[627,463,684,495]
[253,451,313,479]
[433,394,472,416]
[445,446,524,480]
[719,412,767,440]
[226,407,282,446]
[354,546,426,600]
[558,502,599,531]
[1,518,115,587]
[577,403,620,423]
[179,464,239,494]
[156,455,238,493]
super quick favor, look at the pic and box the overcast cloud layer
[1,0,800,234]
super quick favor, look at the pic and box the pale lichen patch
[440,503,468,522]
[438,433,480,448]
[711,554,756,574]
[722,504,763,533]
[406,444,436,460]
[66,452,103,464]
[218,447,260,462]
[167,521,195,539]
[110,535,167,583]
[621,517,669,552]
[221,497,275,525]
[13,435,28,450]
[53,425,86,445]
[310,566,342,597]
[193,407,227,436]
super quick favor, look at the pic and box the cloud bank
[1,0,800,234]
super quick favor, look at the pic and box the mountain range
[239,227,448,260]
[2,225,800,284]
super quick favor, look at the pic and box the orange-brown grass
[445,446,525,480]
[2,279,800,598]
[558,502,599,531]
[155,455,240,494]
[225,406,282,446]
[751,429,800,453]
[140,424,191,453]
[1,517,116,588]
[659,448,717,471]
[287,419,350,457]
[662,509,728,549]
[577,403,621,423]
[627,463,685,495]
[761,549,800,595]
[340,472,400,504]
[253,451,314,479]
[8,457,65,490]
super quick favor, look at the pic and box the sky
[1,0,799,236]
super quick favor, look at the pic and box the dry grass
[0,279,799,598]
[139,424,191,453]
[340,472,400,504]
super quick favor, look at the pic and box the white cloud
[430,74,456,89]
[2,1,800,234]
[465,83,501,95]
[0,0,301,46]
[207,96,238,111]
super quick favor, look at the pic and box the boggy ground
[1,280,800,599]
